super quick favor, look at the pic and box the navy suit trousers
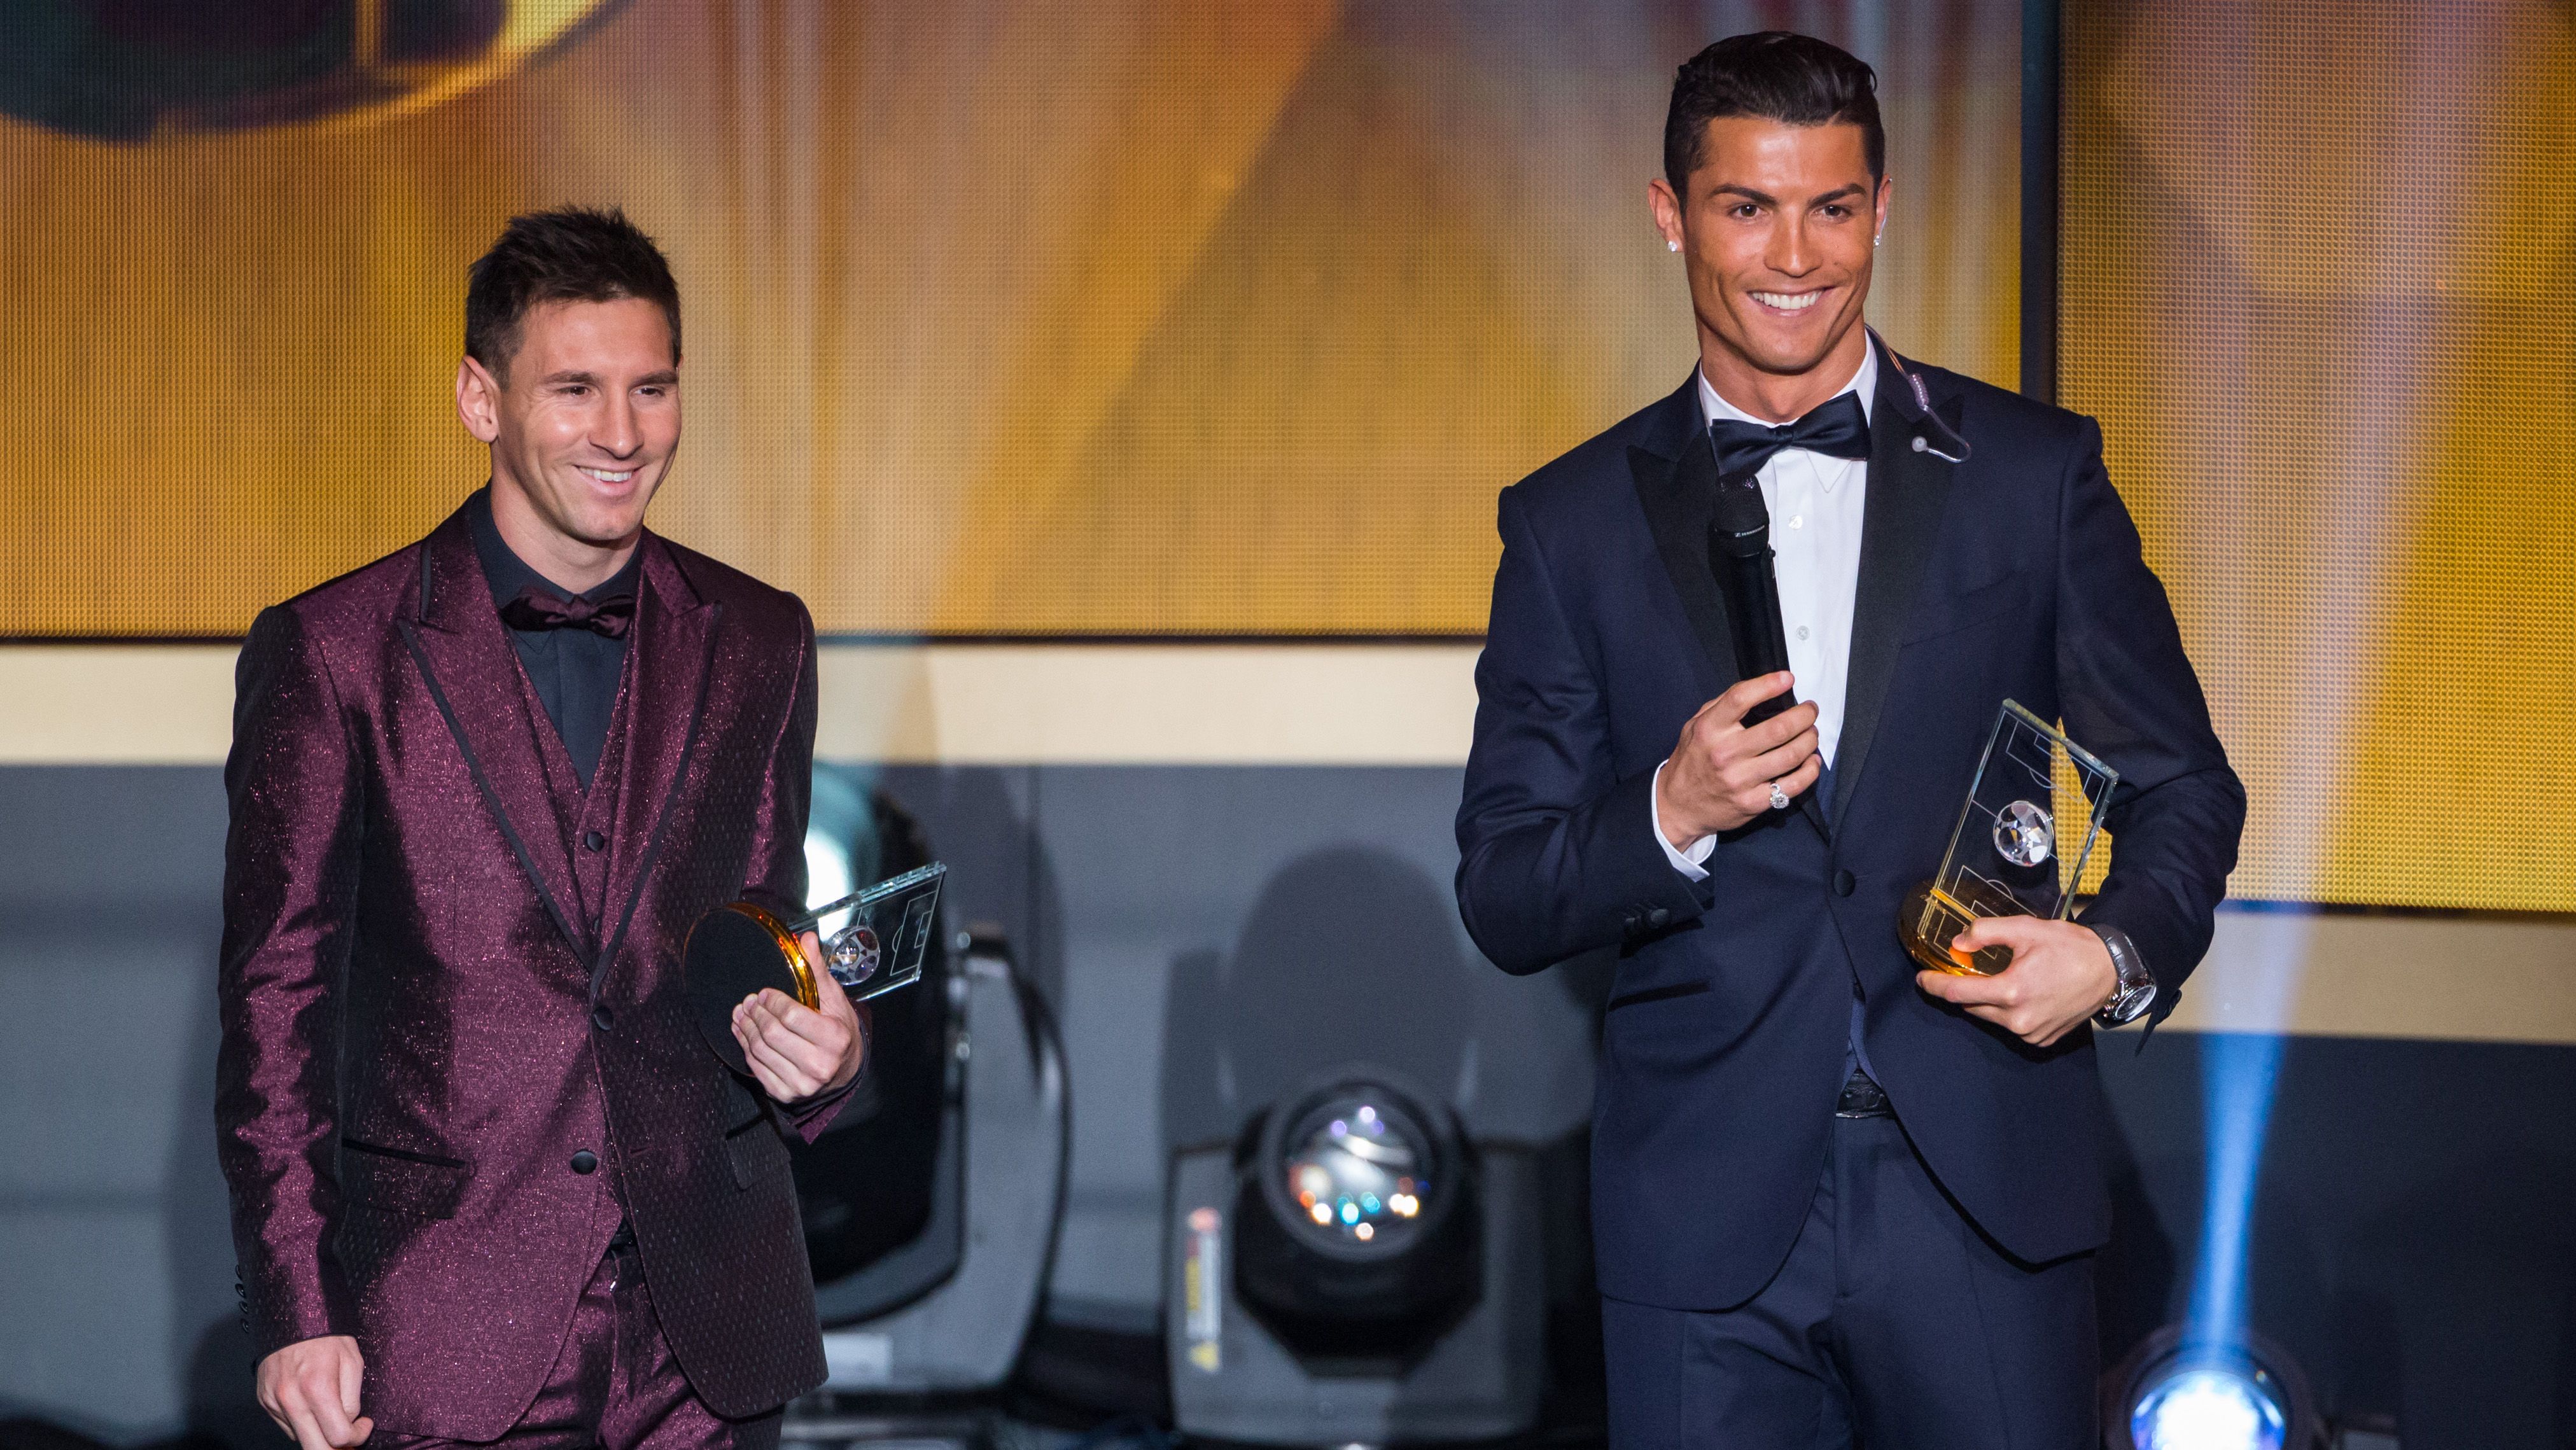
[1600,1110,2098,1450]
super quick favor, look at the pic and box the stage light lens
[2131,1365,2287,1450]
[1277,1092,1433,1250]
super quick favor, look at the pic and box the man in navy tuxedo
[1453,33,2243,1447]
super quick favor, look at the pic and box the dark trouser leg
[1599,1091,2097,1450]
[1830,1112,2097,1450]
[1600,1149,1854,1450]
[597,1237,783,1450]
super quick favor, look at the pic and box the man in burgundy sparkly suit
[217,207,867,1450]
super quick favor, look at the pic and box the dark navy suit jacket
[1455,340,2244,1310]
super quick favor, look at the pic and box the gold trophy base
[1898,880,2016,977]
[691,900,822,1010]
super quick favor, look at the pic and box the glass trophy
[685,863,946,1075]
[1898,702,2115,976]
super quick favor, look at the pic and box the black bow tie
[1707,391,1871,482]
[501,585,636,639]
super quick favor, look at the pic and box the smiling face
[456,296,680,590]
[1651,115,1889,421]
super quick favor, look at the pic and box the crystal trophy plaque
[685,862,945,1075]
[1898,702,2115,976]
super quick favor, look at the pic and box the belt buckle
[1834,1073,1892,1119]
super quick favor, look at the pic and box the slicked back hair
[465,206,681,384]
[1663,32,1885,195]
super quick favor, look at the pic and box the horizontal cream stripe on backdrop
[0,643,1481,766]
[4,644,2568,1047]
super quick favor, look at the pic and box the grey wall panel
[0,767,249,1444]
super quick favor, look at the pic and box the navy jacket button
[1646,907,1671,928]
[570,1150,598,1175]
[1833,870,1857,897]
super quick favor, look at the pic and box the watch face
[2104,982,2155,1024]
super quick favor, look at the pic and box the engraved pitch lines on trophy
[1953,716,2068,912]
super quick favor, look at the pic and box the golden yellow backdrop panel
[2063,0,2576,911]
[0,0,2020,639]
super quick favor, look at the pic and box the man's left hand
[731,931,869,1103]
[1914,916,2116,1049]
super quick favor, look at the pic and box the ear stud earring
[1669,239,1681,252]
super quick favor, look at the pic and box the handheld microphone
[1707,473,1796,726]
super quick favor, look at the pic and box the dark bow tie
[501,585,636,639]
[1707,391,1871,482]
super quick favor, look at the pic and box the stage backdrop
[26,1,2563,916]
[2061,0,2576,912]
[0,0,2020,641]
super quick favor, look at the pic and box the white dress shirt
[1655,344,1877,879]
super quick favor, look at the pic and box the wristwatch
[2090,924,2157,1027]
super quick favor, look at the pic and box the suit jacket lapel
[397,507,592,960]
[1832,340,1967,833]
[1629,377,1738,692]
[594,536,722,994]
[1630,375,1827,836]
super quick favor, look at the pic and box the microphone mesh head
[1711,476,1770,552]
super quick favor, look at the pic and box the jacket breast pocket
[340,1138,472,1220]
[1898,572,2031,646]
[724,1113,792,1189]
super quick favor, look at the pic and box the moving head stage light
[1235,1077,1478,1353]
[781,784,1068,1407]
[2106,1324,2321,1450]
[1166,1070,1544,1446]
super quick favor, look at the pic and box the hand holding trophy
[685,863,946,1077]
[1898,702,2115,977]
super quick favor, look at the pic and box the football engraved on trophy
[683,862,947,1076]
[1993,800,2054,868]
[831,925,881,987]
[1900,702,2115,977]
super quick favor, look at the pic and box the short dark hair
[1663,32,1885,195]
[464,206,681,382]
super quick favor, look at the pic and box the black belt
[1835,1070,1893,1119]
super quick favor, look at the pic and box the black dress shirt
[466,488,638,788]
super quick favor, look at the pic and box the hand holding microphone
[1658,671,1822,844]
[1656,440,1830,844]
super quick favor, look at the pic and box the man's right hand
[256,1335,372,1450]
[1657,672,1823,845]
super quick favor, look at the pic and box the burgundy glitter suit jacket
[216,502,839,1437]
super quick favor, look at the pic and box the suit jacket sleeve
[216,606,364,1355]
[2055,418,2248,1017]
[1456,485,1712,975]
[734,602,849,1139]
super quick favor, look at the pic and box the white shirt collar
[1697,336,1879,431]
